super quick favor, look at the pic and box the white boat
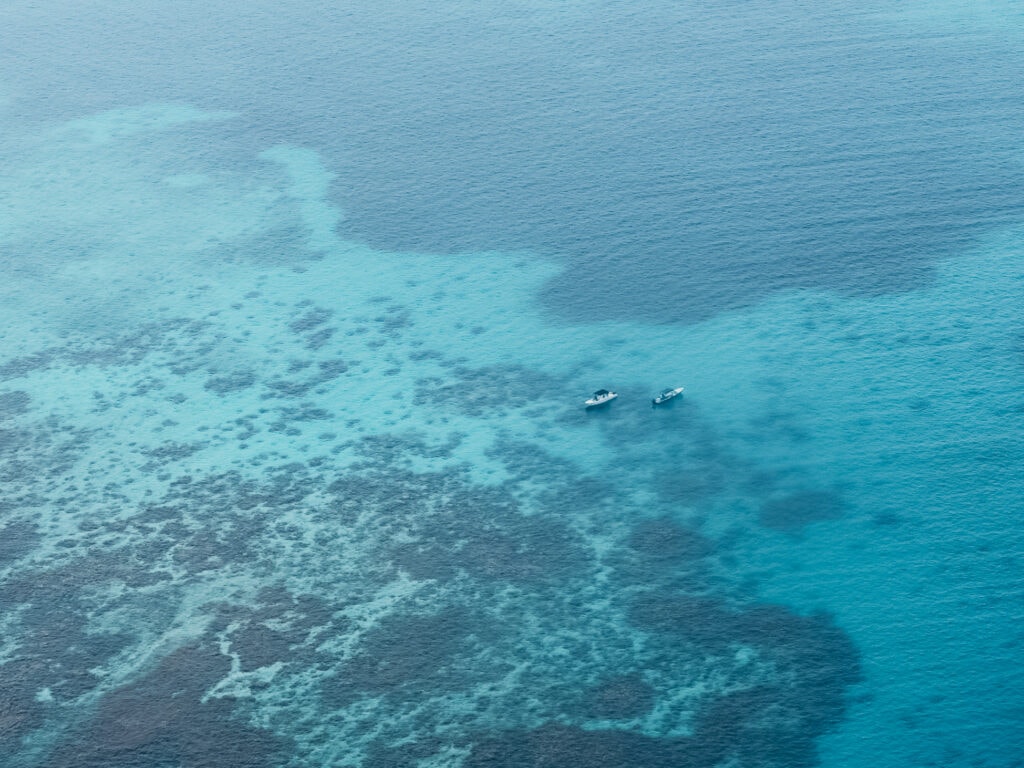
[652,386,684,405]
[584,389,618,408]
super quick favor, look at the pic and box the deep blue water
[1,1,1023,766]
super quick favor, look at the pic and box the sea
[1,1,1023,766]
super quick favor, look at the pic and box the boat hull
[652,387,684,405]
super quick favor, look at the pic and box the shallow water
[1,2,1023,767]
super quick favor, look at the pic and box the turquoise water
[1,2,1023,766]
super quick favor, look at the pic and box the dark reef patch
[230,618,309,671]
[389,541,457,581]
[465,724,712,768]
[628,592,736,649]
[122,465,326,578]
[0,420,92,490]
[0,390,31,419]
[747,409,813,444]
[0,351,56,380]
[731,605,862,707]
[289,306,333,334]
[349,431,464,465]
[0,350,860,768]
[466,625,858,768]
[373,305,412,335]
[0,554,136,710]
[0,319,211,384]
[46,639,292,768]
[70,319,211,368]
[322,607,487,707]
[610,517,716,593]
[288,306,337,350]
[305,326,336,350]
[141,440,207,463]
[268,403,333,434]
[264,358,349,399]
[414,364,563,417]
[486,439,583,487]
[328,445,591,586]
[218,221,314,266]
[364,735,449,767]
[583,673,656,721]
[321,434,595,592]
[129,375,165,396]
[759,490,845,531]
[484,439,620,519]
[626,589,861,766]
[690,684,821,768]
[204,369,257,394]
[0,519,39,566]
[0,659,47,752]
[628,517,714,563]
[407,348,443,361]
[656,466,725,505]
[452,510,587,584]
[224,587,335,671]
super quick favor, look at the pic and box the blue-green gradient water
[1,1,1023,766]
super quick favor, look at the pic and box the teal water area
[2,2,1024,767]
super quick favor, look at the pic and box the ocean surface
[1,1,1023,766]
